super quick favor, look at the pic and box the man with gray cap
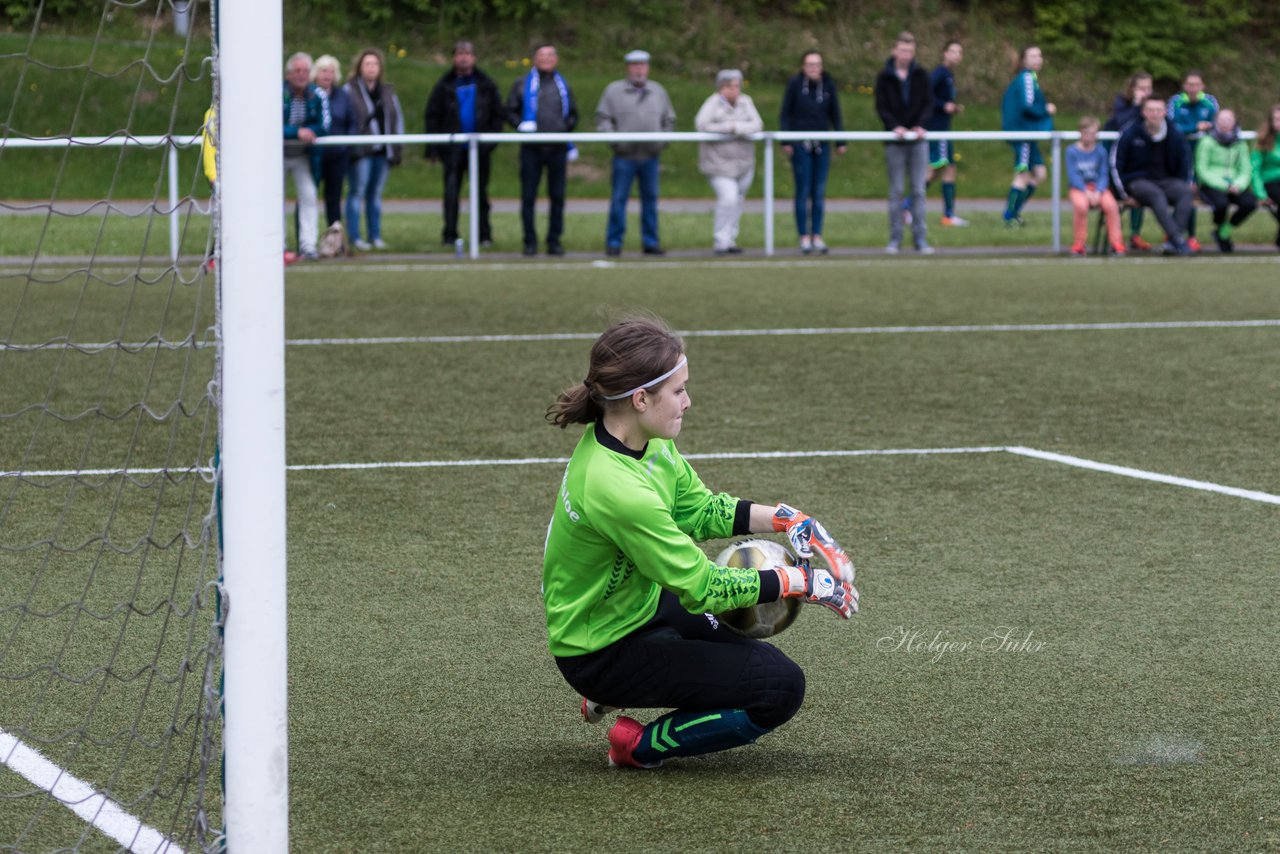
[596,50,676,256]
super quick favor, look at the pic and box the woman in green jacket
[1195,108,1256,253]
[1253,104,1280,249]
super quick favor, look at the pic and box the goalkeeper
[543,315,859,769]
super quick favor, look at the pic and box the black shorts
[555,589,805,729]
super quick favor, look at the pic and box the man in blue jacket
[283,51,330,260]
[1112,97,1196,256]
[1000,46,1055,226]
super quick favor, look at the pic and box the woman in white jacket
[695,70,764,254]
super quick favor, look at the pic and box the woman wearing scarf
[1195,108,1257,253]
[346,48,404,251]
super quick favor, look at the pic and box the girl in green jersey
[543,316,859,768]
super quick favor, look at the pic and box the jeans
[520,144,568,246]
[708,169,754,250]
[606,156,661,248]
[441,145,493,243]
[346,154,390,243]
[884,141,928,246]
[791,144,832,237]
[283,154,318,254]
[318,150,348,227]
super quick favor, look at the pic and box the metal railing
[3,129,1255,260]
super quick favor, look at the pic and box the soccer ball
[714,538,802,638]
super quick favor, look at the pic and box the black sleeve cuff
[732,499,754,536]
[756,568,781,603]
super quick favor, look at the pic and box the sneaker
[1186,237,1202,254]
[800,235,812,255]
[352,239,372,252]
[642,245,666,256]
[581,697,622,724]
[282,250,300,265]
[607,716,661,769]
[1003,215,1025,228]
[1070,243,1086,257]
[811,236,829,254]
[372,238,388,250]
[916,242,935,255]
[300,250,319,262]
[605,245,622,257]
[1129,235,1154,252]
[522,243,537,256]
[1110,244,1128,257]
[885,241,901,255]
[941,216,970,227]
[547,242,565,256]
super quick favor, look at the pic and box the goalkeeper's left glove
[771,503,856,584]
[774,564,859,619]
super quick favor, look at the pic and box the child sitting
[1066,116,1126,256]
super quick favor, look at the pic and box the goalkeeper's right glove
[775,564,859,619]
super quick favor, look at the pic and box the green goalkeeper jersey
[543,421,761,657]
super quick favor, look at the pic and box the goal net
[1,2,225,851]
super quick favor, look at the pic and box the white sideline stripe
[286,319,1280,347]
[6,447,1277,506]
[1005,446,1280,505]
[8,319,1277,352]
[286,446,1006,472]
[0,727,184,854]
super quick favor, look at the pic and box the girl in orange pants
[1066,116,1125,255]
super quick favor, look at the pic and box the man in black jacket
[1111,97,1196,255]
[424,41,504,248]
[874,32,933,253]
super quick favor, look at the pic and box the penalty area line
[1004,447,1280,505]
[0,726,185,854]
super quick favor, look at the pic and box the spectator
[1104,70,1154,251]
[1112,97,1195,256]
[1195,108,1256,253]
[694,69,763,255]
[779,50,845,254]
[506,43,578,256]
[1252,104,1280,250]
[312,54,353,230]
[425,40,504,249]
[925,40,967,227]
[873,31,933,254]
[596,49,676,257]
[1000,45,1055,227]
[346,48,405,251]
[1066,116,1125,256]
[1168,71,1219,252]
[283,51,329,261]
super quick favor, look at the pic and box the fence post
[763,136,774,257]
[168,140,180,264]
[1050,132,1062,255]
[468,135,480,259]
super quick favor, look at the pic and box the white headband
[601,355,687,400]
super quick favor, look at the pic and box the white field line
[1005,446,1280,505]
[6,446,1278,506]
[0,727,184,854]
[285,319,1280,347]
[6,319,1277,352]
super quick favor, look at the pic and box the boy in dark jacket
[424,41,505,248]
[873,32,933,253]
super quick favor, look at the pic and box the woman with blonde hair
[311,54,354,229]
